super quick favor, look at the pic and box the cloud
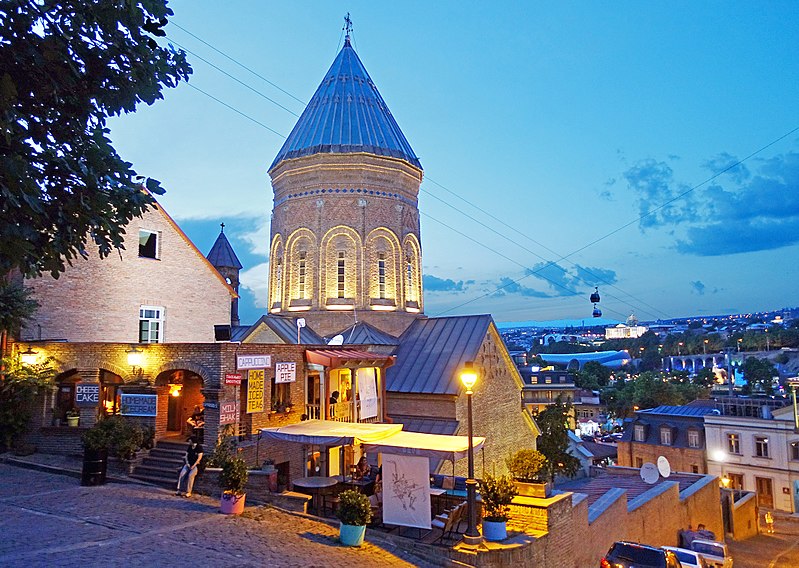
[491,277,551,298]
[240,262,270,308]
[623,150,799,255]
[423,274,467,292]
[240,219,271,257]
[690,280,705,295]
[524,262,618,296]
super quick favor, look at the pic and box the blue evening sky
[109,1,799,326]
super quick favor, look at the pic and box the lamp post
[678,342,683,356]
[703,339,708,355]
[460,361,482,546]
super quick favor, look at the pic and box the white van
[690,539,733,568]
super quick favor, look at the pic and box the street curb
[0,456,154,487]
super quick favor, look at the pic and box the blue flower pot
[339,522,366,546]
[482,519,508,541]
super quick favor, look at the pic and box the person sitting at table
[354,456,370,480]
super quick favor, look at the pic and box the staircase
[130,439,186,488]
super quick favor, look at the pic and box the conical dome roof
[206,226,242,270]
[269,37,421,171]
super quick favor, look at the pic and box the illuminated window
[406,257,412,291]
[755,436,769,458]
[337,252,345,298]
[688,430,700,448]
[727,433,740,454]
[139,306,163,343]
[298,252,306,298]
[378,253,386,299]
[139,230,159,259]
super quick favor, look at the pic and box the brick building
[617,404,718,474]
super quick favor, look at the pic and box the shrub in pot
[506,448,551,497]
[81,423,110,486]
[219,456,248,514]
[336,489,372,546]
[478,474,517,541]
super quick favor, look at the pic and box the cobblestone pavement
[727,515,799,568]
[0,464,433,567]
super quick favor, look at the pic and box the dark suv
[601,541,683,568]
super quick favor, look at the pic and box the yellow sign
[247,369,265,413]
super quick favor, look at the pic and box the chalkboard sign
[120,394,157,417]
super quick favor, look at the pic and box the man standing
[176,436,203,497]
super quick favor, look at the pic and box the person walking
[176,436,204,497]
[765,510,775,534]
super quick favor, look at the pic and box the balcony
[303,400,381,424]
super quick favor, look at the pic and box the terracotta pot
[220,492,246,515]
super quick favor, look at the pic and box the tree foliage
[0,0,191,278]
[535,397,580,481]
[0,356,55,450]
[0,280,38,335]
[741,356,777,395]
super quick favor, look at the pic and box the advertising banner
[237,354,272,370]
[75,383,100,407]
[120,394,157,417]
[224,373,242,385]
[247,369,265,413]
[275,362,296,384]
[357,367,378,419]
[381,453,431,529]
[220,401,239,425]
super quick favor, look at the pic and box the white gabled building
[704,404,799,513]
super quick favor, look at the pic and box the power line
[185,83,286,139]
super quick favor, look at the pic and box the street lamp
[459,361,482,546]
[703,339,708,355]
[678,342,683,356]
[737,338,742,352]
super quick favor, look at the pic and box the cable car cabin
[592,305,602,318]
[590,287,601,304]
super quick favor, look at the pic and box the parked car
[663,546,708,568]
[690,539,733,568]
[600,541,683,568]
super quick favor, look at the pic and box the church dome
[269,36,421,172]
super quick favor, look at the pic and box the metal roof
[386,315,492,395]
[327,321,399,346]
[306,348,395,369]
[638,405,718,417]
[232,315,325,344]
[206,228,242,270]
[269,36,421,171]
[392,416,459,436]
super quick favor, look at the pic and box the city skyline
[108,2,799,326]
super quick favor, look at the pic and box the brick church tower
[267,30,424,337]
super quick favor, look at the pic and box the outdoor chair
[431,502,466,543]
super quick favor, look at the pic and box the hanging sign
[247,369,265,413]
[237,354,272,370]
[220,401,239,425]
[120,394,157,417]
[225,373,242,385]
[275,362,296,384]
[75,383,100,407]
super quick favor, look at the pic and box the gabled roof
[206,227,242,270]
[327,321,399,346]
[269,36,421,172]
[232,315,325,344]
[386,315,493,395]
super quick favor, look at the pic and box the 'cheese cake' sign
[237,354,272,370]
[75,383,100,406]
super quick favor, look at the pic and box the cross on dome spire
[343,13,353,46]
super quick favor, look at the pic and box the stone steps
[131,439,189,488]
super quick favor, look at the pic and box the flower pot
[339,522,366,546]
[220,492,246,515]
[66,416,79,427]
[482,519,508,541]
[514,480,552,498]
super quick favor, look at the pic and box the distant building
[618,403,719,474]
[605,323,648,340]
[519,368,579,426]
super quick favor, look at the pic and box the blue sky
[109,1,799,326]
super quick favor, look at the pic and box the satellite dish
[657,456,671,478]
[640,462,659,484]
[328,334,344,346]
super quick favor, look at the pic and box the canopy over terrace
[260,420,485,460]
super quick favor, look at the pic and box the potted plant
[81,423,110,486]
[219,456,248,514]
[336,489,372,546]
[65,408,80,427]
[478,474,518,541]
[506,448,551,498]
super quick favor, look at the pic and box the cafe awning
[305,348,395,369]
[363,431,485,461]
[261,420,402,446]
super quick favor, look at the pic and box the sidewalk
[0,451,149,485]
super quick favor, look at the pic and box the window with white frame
[139,230,159,259]
[634,424,645,442]
[298,252,306,298]
[660,427,673,446]
[790,441,799,461]
[378,253,386,299]
[688,429,700,448]
[754,436,770,458]
[139,306,163,343]
[337,252,345,298]
[727,433,740,454]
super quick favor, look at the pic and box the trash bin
[81,448,108,486]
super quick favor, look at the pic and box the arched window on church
[337,252,346,298]
[378,253,386,299]
[298,252,306,298]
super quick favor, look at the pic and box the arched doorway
[99,370,123,416]
[53,370,80,426]
[154,370,204,440]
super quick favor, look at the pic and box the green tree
[535,397,580,481]
[0,0,191,278]
[0,356,55,450]
[741,357,777,394]
[692,368,716,389]
[0,281,38,358]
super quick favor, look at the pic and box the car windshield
[692,542,724,557]
[673,549,697,563]
[613,544,664,565]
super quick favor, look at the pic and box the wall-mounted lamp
[20,346,38,366]
[168,383,183,397]
[126,346,143,373]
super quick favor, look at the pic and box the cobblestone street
[0,464,428,567]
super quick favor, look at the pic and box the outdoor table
[343,477,374,494]
[429,487,448,516]
[292,476,339,515]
